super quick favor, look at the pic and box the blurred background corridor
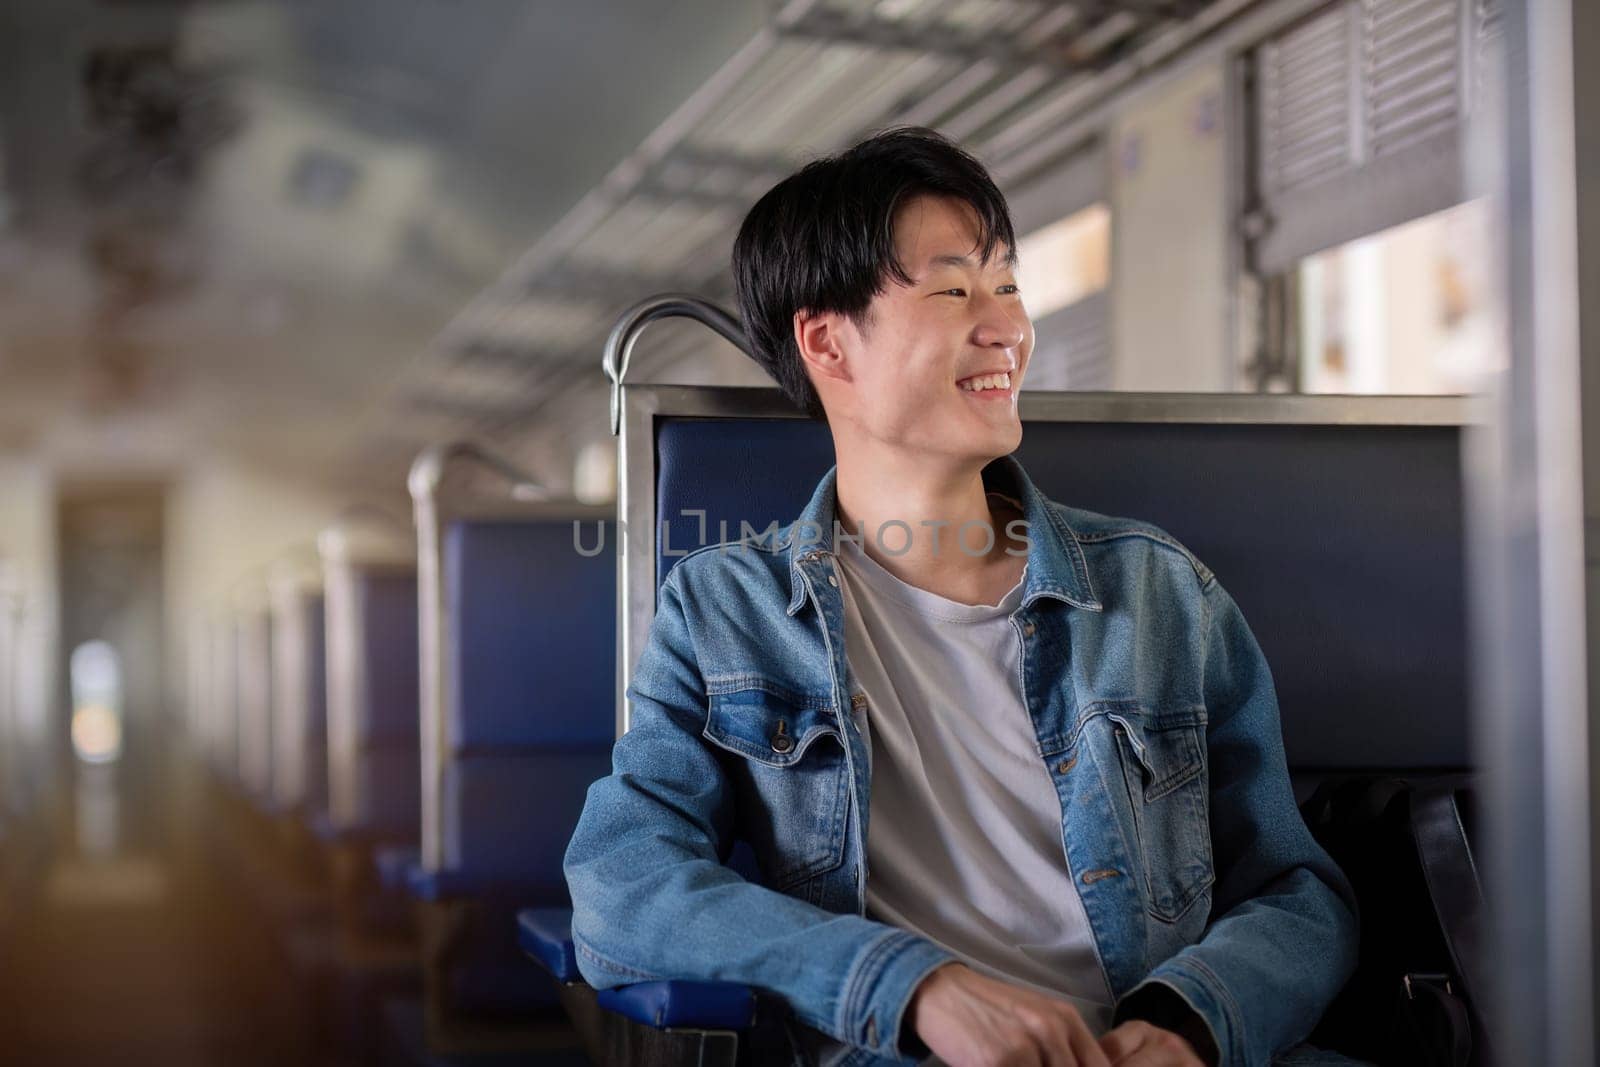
[0,0,1596,1064]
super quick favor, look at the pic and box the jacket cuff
[1116,958,1239,1067]
[838,928,955,1061]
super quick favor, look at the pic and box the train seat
[531,325,1472,1062]
[319,517,423,936]
[401,442,613,1055]
[236,607,276,808]
[270,563,331,834]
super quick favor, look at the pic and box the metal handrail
[603,293,751,435]
[407,439,551,505]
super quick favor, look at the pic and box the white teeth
[961,373,1011,393]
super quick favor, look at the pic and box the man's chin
[989,420,1024,456]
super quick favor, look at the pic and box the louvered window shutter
[1250,0,1493,273]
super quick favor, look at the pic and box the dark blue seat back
[441,518,616,888]
[346,570,421,839]
[654,417,1467,772]
[301,594,329,817]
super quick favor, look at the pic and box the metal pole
[1473,0,1600,1061]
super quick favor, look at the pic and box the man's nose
[972,297,1026,351]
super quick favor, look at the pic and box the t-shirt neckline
[835,537,1025,624]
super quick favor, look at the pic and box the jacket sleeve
[1113,578,1360,1067]
[563,571,954,1062]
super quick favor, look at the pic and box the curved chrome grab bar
[407,439,550,506]
[603,293,751,435]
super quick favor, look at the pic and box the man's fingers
[1063,1013,1112,1067]
[1013,1003,1077,1067]
[1099,1023,1204,1067]
[1106,1050,1199,1067]
[1003,1041,1047,1067]
[1097,1020,1154,1062]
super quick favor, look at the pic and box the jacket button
[1023,622,1036,637]
[827,573,838,587]
[1057,755,1076,774]
[770,719,794,754]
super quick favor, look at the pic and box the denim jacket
[565,456,1359,1067]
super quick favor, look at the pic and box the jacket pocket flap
[704,689,840,768]
[1105,708,1206,801]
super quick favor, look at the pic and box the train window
[1005,133,1113,392]
[1016,202,1112,391]
[1017,202,1112,322]
[1242,0,1503,392]
[69,639,124,765]
[1296,197,1497,393]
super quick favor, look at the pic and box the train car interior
[0,0,1595,1065]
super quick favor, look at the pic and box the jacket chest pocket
[704,687,851,892]
[1105,705,1214,923]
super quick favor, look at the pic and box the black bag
[1300,776,1491,1067]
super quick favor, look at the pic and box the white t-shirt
[834,537,1114,1034]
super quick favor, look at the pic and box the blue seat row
[389,442,613,1060]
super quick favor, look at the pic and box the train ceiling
[0,0,1248,492]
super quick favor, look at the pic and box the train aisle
[0,733,316,1067]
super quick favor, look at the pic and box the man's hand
[906,963,1111,1066]
[905,964,1205,1067]
[1096,1020,1206,1066]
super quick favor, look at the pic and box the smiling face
[804,194,1034,468]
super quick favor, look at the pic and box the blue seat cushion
[446,520,617,751]
[515,908,757,1030]
[596,980,757,1031]
[404,865,566,905]
[517,908,581,982]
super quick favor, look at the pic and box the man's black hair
[732,127,1017,419]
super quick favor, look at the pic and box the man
[565,128,1358,1066]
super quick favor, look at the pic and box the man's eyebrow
[922,250,1018,271]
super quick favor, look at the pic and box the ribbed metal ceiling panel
[407,0,1242,444]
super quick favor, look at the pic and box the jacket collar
[780,455,1102,616]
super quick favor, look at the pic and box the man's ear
[793,309,852,386]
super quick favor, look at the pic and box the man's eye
[998,284,1020,295]
[936,288,967,297]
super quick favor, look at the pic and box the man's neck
[832,449,1026,607]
